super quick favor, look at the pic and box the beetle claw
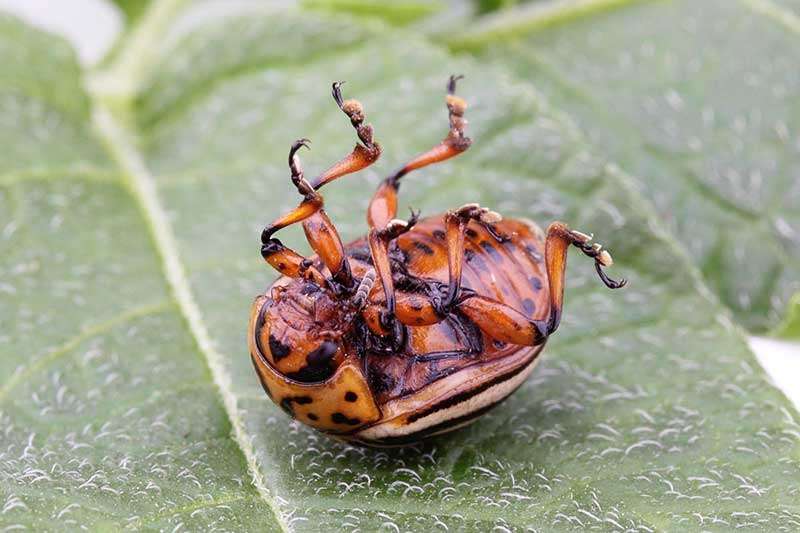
[331,81,346,108]
[595,262,627,289]
[447,74,464,95]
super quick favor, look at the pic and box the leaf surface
[450,0,800,333]
[2,2,799,531]
[0,11,282,532]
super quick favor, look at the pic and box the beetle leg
[545,222,627,334]
[260,139,355,287]
[457,295,550,346]
[366,210,420,327]
[367,75,472,229]
[440,203,503,313]
[310,81,382,190]
[261,238,327,285]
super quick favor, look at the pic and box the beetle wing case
[249,295,382,434]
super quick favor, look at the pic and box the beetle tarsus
[568,230,627,290]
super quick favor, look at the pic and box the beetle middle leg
[367,75,472,230]
[440,203,503,313]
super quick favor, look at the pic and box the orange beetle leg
[367,75,472,230]
[367,213,419,319]
[260,238,327,286]
[311,82,381,190]
[545,222,627,334]
[261,138,356,288]
[442,203,504,311]
[362,290,442,335]
[302,210,352,287]
[458,295,549,346]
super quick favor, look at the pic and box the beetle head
[255,279,359,383]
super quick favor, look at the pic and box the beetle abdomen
[395,216,550,322]
[352,343,544,446]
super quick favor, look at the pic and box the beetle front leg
[261,238,327,285]
[310,81,381,190]
[260,139,355,288]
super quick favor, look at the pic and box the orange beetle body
[249,78,625,446]
[250,216,551,445]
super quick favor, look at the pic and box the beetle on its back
[249,77,626,446]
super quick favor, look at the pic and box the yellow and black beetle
[249,77,626,446]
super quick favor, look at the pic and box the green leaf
[449,0,800,334]
[0,11,280,531]
[775,293,800,338]
[302,0,444,26]
[110,0,152,25]
[2,2,799,531]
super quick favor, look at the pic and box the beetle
[248,76,626,446]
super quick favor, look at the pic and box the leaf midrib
[89,102,290,531]
[86,2,291,529]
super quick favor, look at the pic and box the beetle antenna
[353,268,376,309]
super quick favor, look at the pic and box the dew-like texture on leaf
[125,8,800,530]
[0,15,279,531]
[467,0,800,333]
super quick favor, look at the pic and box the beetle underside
[249,76,626,444]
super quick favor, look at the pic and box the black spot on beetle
[345,391,358,402]
[307,413,319,421]
[530,276,543,291]
[307,341,338,367]
[465,228,478,238]
[269,335,291,361]
[522,298,536,314]
[286,341,339,383]
[413,241,435,255]
[332,412,361,425]
[524,244,544,262]
[432,229,446,240]
[279,395,313,417]
[480,241,501,259]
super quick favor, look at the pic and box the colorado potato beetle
[249,77,626,446]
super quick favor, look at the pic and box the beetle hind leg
[440,203,503,313]
[544,222,626,335]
